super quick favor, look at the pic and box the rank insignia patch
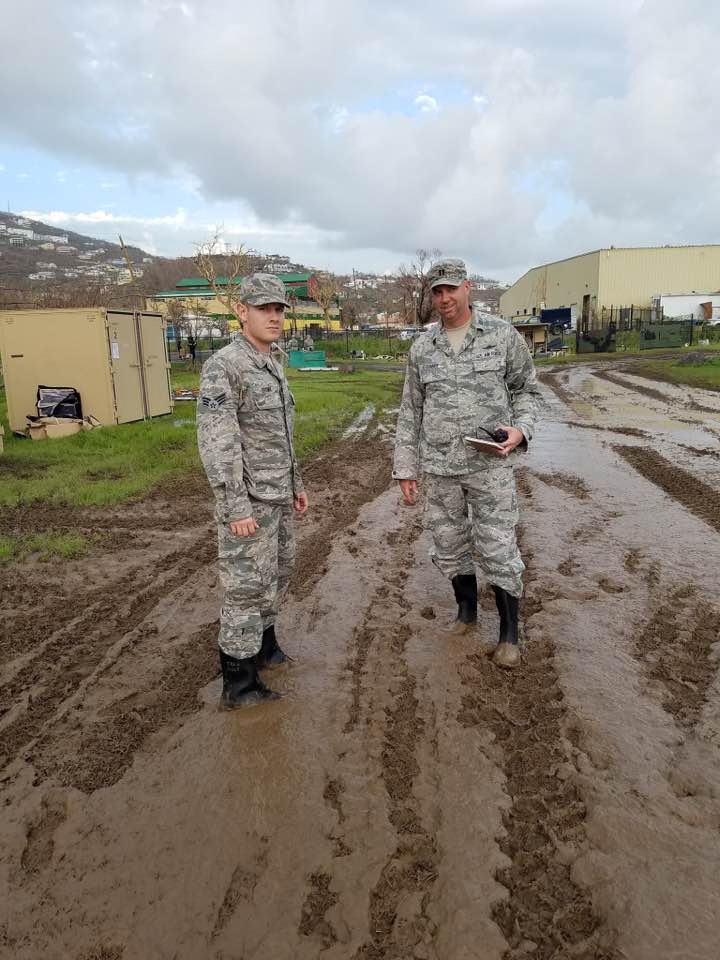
[200,393,227,411]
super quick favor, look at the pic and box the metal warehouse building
[500,244,720,328]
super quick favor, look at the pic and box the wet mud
[2,365,720,959]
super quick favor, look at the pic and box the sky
[1,0,719,281]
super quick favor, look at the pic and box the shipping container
[0,307,173,433]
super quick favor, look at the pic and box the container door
[106,311,145,423]
[138,313,173,417]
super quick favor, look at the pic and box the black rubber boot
[219,649,281,708]
[446,573,478,634]
[256,624,289,669]
[491,585,520,668]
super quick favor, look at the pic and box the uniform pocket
[419,363,446,384]
[252,385,283,410]
[473,358,504,373]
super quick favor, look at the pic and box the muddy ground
[1,360,720,960]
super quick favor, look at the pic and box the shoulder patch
[200,392,227,411]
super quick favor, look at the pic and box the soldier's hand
[229,516,260,537]
[399,479,419,505]
[496,425,525,457]
[294,491,309,516]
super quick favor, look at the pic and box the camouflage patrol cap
[239,273,291,307]
[428,258,467,290]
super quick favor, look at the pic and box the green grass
[287,369,403,458]
[316,335,411,359]
[633,356,720,392]
[0,532,88,563]
[0,367,402,509]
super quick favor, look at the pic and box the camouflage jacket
[393,310,543,478]
[197,336,303,522]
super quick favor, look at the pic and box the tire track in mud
[292,432,393,599]
[591,368,672,404]
[458,529,618,960]
[633,586,720,730]
[528,470,591,501]
[0,528,213,669]
[211,837,269,942]
[598,367,720,416]
[0,537,216,774]
[539,372,577,410]
[32,621,219,792]
[354,519,439,960]
[298,513,440,958]
[613,445,720,534]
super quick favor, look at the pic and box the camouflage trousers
[423,467,524,598]
[217,499,295,659]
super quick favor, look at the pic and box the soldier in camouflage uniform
[197,273,309,707]
[393,259,542,668]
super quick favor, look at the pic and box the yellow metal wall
[598,246,720,307]
[501,251,600,318]
[502,245,720,318]
[0,308,116,432]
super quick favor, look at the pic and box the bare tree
[193,231,249,320]
[396,247,441,326]
[309,271,341,332]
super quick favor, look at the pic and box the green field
[0,367,403,513]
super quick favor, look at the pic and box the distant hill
[0,211,155,284]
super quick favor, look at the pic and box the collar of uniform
[431,312,483,352]
[237,333,273,369]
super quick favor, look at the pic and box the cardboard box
[26,415,84,441]
[45,420,82,439]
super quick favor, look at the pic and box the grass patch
[0,532,88,563]
[0,367,402,508]
[633,356,720,392]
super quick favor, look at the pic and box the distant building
[500,244,720,328]
[9,236,25,246]
[656,293,720,322]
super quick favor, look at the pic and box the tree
[396,248,441,326]
[309,272,341,332]
[193,231,249,320]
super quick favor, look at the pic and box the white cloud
[22,208,189,229]
[414,94,439,113]
[3,0,720,276]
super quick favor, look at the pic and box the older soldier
[393,258,542,668]
[197,273,308,707]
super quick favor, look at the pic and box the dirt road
[1,361,720,960]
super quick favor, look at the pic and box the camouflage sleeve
[196,356,253,521]
[505,327,544,443]
[392,347,424,479]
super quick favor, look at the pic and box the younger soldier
[197,274,308,707]
[393,259,542,668]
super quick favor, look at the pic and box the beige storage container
[0,308,173,433]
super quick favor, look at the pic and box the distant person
[187,335,197,363]
[393,258,543,669]
[304,334,314,351]
[197,274,309,708]
[287,336,299,351]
